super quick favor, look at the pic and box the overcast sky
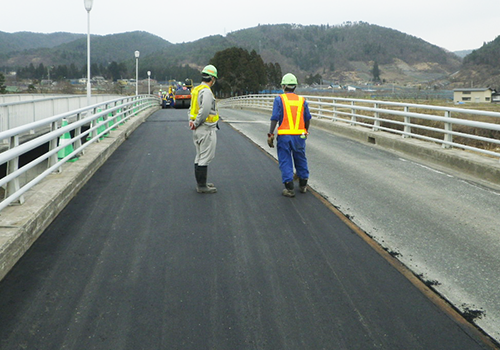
[1,0,498,52]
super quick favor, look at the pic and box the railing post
[350,101,356,125]
[318,98,323,119]
[31,100,36,124]
[29,101,36,135]
[90,107,100,142]
[48,121,60,172]
[51,98,55,122]
[443,110,452,148]
[1,105,9,144]
[333,99,337,121]
[5,135,24,205]
[74,112,83,155]
[373,103,380,131]
[133,96,138,115]
[103,103,110,137]
[403,106,411,138]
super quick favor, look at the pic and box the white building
[453,88,495,103]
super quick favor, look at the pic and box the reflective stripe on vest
[277,93,306,135]
[189,84,219,123]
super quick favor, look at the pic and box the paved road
[0,109,495,349]
[221,107,500,344]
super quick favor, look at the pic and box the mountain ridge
[1,23,497,88]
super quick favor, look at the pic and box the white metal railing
[218,94,500,160]
[0,95,160,211]
[0,94,77,104]
[0,94,122,133]
[0,94,79,104]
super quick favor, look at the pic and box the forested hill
[463,35,500,67]
[223,23,462,84]
[450,35,500,88]
[228,23,455,69]
[0,31,172,68]
[0,31,84,53]
[144,23,462,84]
[0,23,466,85]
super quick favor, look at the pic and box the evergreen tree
[372,61,381,82]
[305,73,322,85]
[69,63,80,79]
[266,63,283,89]
[0,73,7,94]
[93,63,102,77]
[54,65,68,80]
[107,61,120,81]
[35,63,46,80]
[210,47,280,96]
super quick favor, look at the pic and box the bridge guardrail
[0,94,70,104]
[218,94,500,161]
[0,94,122,134]
[0,95,160,211]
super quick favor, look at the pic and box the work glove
[267,133,275,148]
[189,120,196,130]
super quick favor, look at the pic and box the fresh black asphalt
[0,109,494,349]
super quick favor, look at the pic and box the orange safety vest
[189,84,219,123]
[277,93,306,135]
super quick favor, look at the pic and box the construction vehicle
[160,79,193,109]
[172,86,191,109]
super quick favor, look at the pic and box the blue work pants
[276,134,309,183]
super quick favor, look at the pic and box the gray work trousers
[193,124,217,166]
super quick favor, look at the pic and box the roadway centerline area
[0,109,495,349]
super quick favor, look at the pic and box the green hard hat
[202,65,218,79]
[281,73,298,85]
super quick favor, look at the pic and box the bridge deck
[0,109,494,349]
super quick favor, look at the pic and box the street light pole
[135,51,140,96]
[147,71,151,95]
[84,0,93,106]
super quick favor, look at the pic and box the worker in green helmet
[268,73,312,197]
[188,64,220,194]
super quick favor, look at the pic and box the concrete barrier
[311,118,500,187]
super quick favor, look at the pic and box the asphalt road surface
[221,107,500,344]
[0,109,495,349]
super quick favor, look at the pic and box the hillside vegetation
[450,35,500,89]
[142,23,463,85]
[226,23,460,82]
[0,31,83,54]
[1,23,498,89]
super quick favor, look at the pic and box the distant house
[492,91,500,103]
[453,88,496,103]
[94,76,106,85]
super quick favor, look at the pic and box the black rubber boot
[299,178,308,193]
[194,163,200,183]
[282,181,295,197]
[195,164,214,188]
[196,165,217,194]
